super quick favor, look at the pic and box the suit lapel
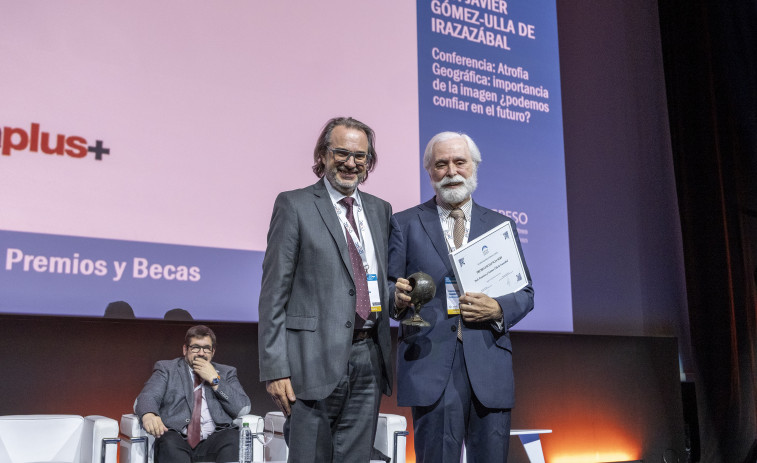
[361,194,384,271]
[470,200,491,240]
[312,179,355,283]
[419,198,492,273]
[177,358,194,410]
[418,198,453,273]
[361,193,387,303]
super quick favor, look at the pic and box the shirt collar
[324,177,361,208]
[435,195,473,219]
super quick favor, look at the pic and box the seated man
[134,325,251,462]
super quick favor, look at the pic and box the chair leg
[101,438,121,463]
[518,434,546,463]
[393,430,409,463]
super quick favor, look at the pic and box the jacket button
[345,321,353,328]
[349,289,355,296]
[451,325,456,332]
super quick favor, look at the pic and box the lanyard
[335,201,370,272]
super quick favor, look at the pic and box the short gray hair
[422,132,482,173]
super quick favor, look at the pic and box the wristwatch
[212,375,220,386]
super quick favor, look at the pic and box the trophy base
[402,316,430,327]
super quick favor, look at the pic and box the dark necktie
[450,208,465,340]
[187,373,202,448]
[339,197,371,320]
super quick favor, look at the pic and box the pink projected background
[0,1,419,251]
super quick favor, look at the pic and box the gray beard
[433,173,477,205]
[326,166,363,195]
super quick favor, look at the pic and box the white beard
[433,172,478,205]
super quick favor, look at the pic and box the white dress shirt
[324,180,380,329]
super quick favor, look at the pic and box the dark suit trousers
[411,339,512,463]
[285,336,382,463]
[155,428,238,463]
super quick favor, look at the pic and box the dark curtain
[658,1,757,462]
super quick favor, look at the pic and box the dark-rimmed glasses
[188,344,214,354]
[328,147,370,165]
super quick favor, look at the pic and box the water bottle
[239,422,253,463]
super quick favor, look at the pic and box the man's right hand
[394,277,413,311]
[141,412,168,438]
[266,377,296,416]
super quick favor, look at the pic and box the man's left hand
[459,292,502,323]
[191,357,218,384]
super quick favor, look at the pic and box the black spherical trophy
[401,272,436,327]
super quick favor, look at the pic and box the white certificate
[448,221,529,297]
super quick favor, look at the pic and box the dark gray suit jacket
[134,357,251,432]
[258,178,393,401]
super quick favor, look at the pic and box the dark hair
[185,325,217,348]
[312,116,378,181]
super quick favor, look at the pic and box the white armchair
[119,413,264,463]
[263,411,408,463]
[374,413,408,463]
[0,414,119,463]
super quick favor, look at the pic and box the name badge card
[367,273,382,312]
[445,276,460,315]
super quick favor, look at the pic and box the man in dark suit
[258,117,393,462]
[134,325,251,462]
[389,132,534,463]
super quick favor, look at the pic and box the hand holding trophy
[400,272,436,327]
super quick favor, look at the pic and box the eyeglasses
[328,147,370,165]
[188,344,214,354]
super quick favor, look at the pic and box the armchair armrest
[120,414,147,438]
[375,413,407,463]
[119,414,152,463]
[82,415,120,463]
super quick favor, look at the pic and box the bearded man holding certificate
[388,131,535,463]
